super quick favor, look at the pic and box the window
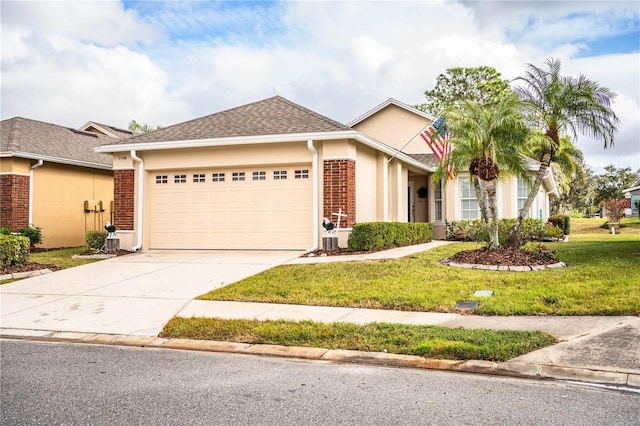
[273,170,287,180]
[252,171,266,181]
[155,175,168,184]
[193,173,206,183]
[460,177,480,220]
[212,173,225,182]
[232,172,245,182]
[295,169,309,179]
[434,180,443,222]
[517,178,530,217]
[174,174,187,183]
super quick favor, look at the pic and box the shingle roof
[105,96,352,145]
[408,153,440,168]
[1,117,115,167]
[82,122,134,139]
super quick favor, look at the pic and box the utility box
[105,238,120,253]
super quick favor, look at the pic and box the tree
[437,93,530,250]
[129,120,162,134]
[507,58,620,246]
[415,66,511,115]
[593,165,640,205]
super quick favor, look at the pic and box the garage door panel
[150,166,312,249]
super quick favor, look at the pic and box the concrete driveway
[0,250,302,337]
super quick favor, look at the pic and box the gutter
[29,160,44,225]
[306,140,319,252]
[9,151,112,171]
[130,150,144,252]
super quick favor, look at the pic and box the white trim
[0,172,30,176]
[347,98,436,127]
[79,122,120,138]
[95,130,434,174]
[622,185,640,194]
[4,151,112,170]
[130,150,144,252]
[321,156,357,162]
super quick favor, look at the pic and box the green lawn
[160,317,557,362]
[29,247,100,269]
[199,217,640,316]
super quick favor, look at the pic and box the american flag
[419,116,454,178]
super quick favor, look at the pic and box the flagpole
[385,112,443,164]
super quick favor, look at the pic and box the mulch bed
[1,263,62,275]
[444,246,557,266]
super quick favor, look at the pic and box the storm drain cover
[455,301,479,310]
[474,290,494,297]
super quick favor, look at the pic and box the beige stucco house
[96,96,435,251]
[1,118,127,248]
[349,99,559,239]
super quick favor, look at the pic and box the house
[95,96,434,251]
[349,99,559,239]
[0,118,128,248]
[623,185,640,217]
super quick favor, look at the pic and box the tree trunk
[507,152,552,247]
[472,175,490,226]
[485,180,500,250]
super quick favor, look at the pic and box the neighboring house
[95,96,434,251]
[349,99,559,239]
[0,118,128,248]
[622,185,640,217]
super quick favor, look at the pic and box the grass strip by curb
[160,317,557,362]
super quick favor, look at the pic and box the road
[1,340,638,425]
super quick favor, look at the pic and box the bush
[0,228,11,235]
[547,215,570,235]
[18,226,42,246]
[447,218,545,246]
[0,234,29,268]
[543,223,564,239]
[347,222,432,252]
[86,231,107,250]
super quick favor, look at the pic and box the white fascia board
[94,131,361,153]
[622,185,640,194]
[10,151,112,171]
[353,133,435,173]
[347,98,436,127]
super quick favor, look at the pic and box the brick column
[114,169,134,230]
[0,174,30,231]
[323,159,356,228]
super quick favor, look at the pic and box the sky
[1,0,639,173]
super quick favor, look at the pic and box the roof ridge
[272,96,352,130]
[7,117,23,151]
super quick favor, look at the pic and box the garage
[149,165,313,250]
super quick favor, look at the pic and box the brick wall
[0,174,30,231]
[323,159,356,228]
[114,170,134,230]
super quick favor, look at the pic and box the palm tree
[437,93,530,250]
[507,58,620,245]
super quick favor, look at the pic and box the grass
[198,217,640,316]
[29,247,100,269]
[160,317,557,362]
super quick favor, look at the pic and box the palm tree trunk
[472,175,490,225]
[507,152,552,247]
[485,180,500,250]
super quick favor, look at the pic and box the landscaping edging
[0,268,52,282]
[441,260,566,271]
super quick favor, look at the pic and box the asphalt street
[2,340,638,426]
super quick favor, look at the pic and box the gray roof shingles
[104,96,353,146]
[1,117,116,167]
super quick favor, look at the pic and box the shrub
[86,231,107,250]
[542,223,564,239]
[18,226,42,246]
[547,215,570,235]
[527,243,557,260]
[0,234,29,268]
[602,198,626,223]
[0,228,11,235]
[347,222,432,252]
[447,218,545,246]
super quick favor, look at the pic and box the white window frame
[459,176,480,220]
[212,172,225,182]
[433,179,443,222]
[232,172,245,182]
[517,178,530,218]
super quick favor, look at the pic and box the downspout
[29,160,44,225]
[130,150,144,252]
[307,140,319,252]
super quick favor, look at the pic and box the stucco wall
[32,163,113,248]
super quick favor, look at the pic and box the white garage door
[150,166,313,249]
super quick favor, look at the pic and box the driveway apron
[0,251,301,336]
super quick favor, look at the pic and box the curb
[1,328,638,390]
